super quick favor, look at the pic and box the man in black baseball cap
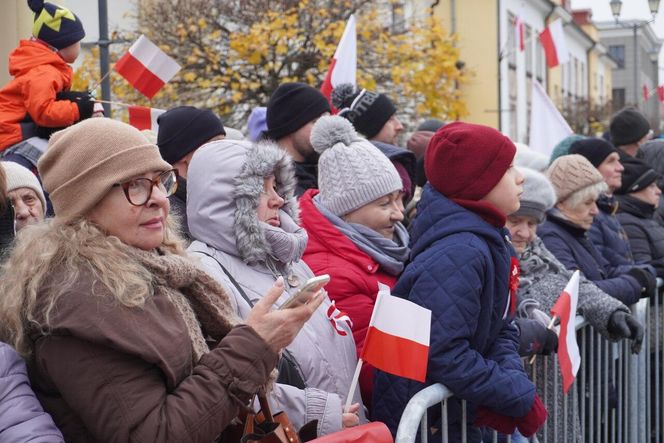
[264,82,330,196]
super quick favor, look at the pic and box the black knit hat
[568,138,618,168]
[157,106,225,164]
[332,83,397,139]
[610,107,651,147]
[264,83,331,141]
[28,0,85,50]
[618,157,659,194]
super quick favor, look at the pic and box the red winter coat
[300,189,397,410]
[0,40,80,150]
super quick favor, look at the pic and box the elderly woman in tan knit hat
[0,118,323,441]
[538,154,656,307]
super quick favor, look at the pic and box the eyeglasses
[113,169,178,206]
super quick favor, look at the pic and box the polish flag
[540,19,569,68]
[550,270,581,394]
[127,105,165,132]
[658,86,664,103]
[115,35,181,99]
[529,80,573,156]
[361,284,431,382]
[320,15,356,103]
[643,85,650,102]
[514,16,525,52]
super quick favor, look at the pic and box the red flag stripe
[115,52,166,99]
[551,290,574,393]
[128,106,152,130]
[540,27,559,68]
[361,326,428,382]
[320,57,337,108]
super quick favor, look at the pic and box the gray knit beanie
[311,115,403,216]
[546,154,604,203]
[512,167,556,223]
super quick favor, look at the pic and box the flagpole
[88,70,112,94]
[345,358,363,412]
[94,99,136,109]
[528,316,558,365]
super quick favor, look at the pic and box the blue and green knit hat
[28,0,85,50]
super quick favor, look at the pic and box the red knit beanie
[425,121,516,200]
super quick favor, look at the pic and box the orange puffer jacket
[0,40,79,150]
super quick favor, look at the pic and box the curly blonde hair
[0,215,186,357]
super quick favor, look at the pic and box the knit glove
[608,311,644,354]
[627,267,657,298]
[473,406,518,435]
[516,394,547,437]
[57,91,95,121]
[515,317,558,357]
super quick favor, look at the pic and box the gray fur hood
[187,139,300,264]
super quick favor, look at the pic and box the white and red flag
[643,84,650,102]
[658,86,664,103]
[320,14,356,104]
[540,19,569,68]
[360,284,431,382]
[514,16,525,52]
[550,270,581,394]
[529,80,573,157]
[115,35,181,99]
[127,105,165,132]
[327,300,353,336]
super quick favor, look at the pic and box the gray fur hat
[311,115,402,216]
[512,167,556,223]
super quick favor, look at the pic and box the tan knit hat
[38,118,171,222]
[546,154,604,203]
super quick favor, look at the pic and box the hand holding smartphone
[280,274,330,310]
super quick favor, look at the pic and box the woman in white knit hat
[299,115,409,410]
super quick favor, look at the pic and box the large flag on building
[115,35,181,99]
[127,105,165,132]
[551,270,581,394]
[529,81,573,157]
[658,85,664,103]
[540,19,569,68]
[320,15,356,103]
[361,284,431,382]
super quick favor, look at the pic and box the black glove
[515,317,558,357]
[56,90,95,121]
[608,310,644,354]
[627,267,657,298]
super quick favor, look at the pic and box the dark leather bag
[241,390,298,443]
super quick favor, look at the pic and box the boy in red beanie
[373,121,546,441]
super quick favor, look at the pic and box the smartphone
[279,274,331,310]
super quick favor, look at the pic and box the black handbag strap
[195,250,255,308]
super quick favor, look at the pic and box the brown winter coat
[26,256,278,442]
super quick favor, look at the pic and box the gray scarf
[261,209,308,265]
[314,195,410,275]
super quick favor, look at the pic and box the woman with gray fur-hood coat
[186,139,366,436]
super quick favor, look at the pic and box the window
[507,12,516,67]
[391,2,406,34]
[609,45,625,68]
[612,88,626,111]
[525,25,533,74]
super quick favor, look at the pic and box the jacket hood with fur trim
[186,139,299,265]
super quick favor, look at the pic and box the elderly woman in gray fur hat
[186,138,365,436]
[507,167,644,442]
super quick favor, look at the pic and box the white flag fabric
[529,81,573,156]
[320,15,356,100]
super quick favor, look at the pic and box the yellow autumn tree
[74,0,468,128]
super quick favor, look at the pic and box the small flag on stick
[115,35,181,99]
[320,14,356,104]
[128,105,165,132]
[550,270,581,394]
[514,16,525,52]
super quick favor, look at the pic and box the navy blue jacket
[372,185,535,441]
[538,210,642,305]
[588,195,634,273]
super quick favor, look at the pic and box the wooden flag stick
[93,99,136,109]
[528,316,558,365]
[88,70,112,94]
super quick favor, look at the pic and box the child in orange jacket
[0,0,93,163]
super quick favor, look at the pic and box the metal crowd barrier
[395,280,664,443]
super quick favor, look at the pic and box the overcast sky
[571,0,664,73]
